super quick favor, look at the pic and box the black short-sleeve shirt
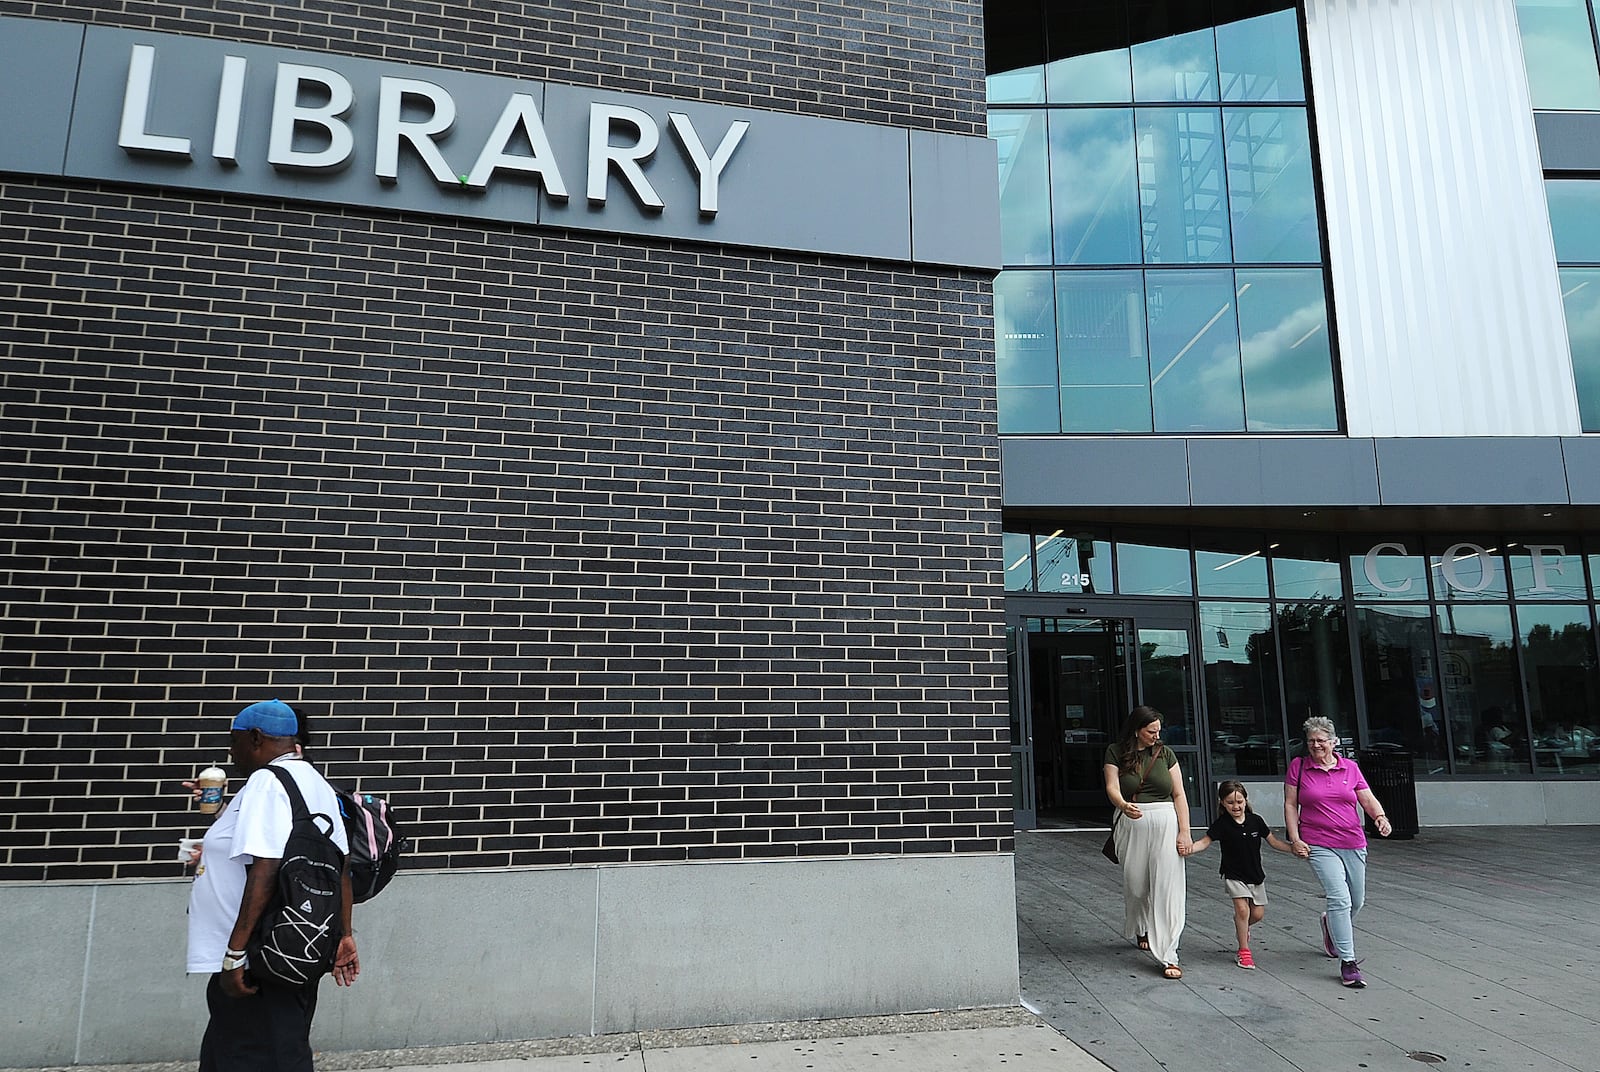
[1205,811,1272,884]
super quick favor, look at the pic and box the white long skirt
[1112,801,1186,966]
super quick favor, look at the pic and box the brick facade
[0,1,1009,880]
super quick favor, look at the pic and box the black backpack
[246,764,345,988]
[335,786,406,903]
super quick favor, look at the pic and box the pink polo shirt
[1288,755,1369,850]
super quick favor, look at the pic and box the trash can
[1357,749,1418,839]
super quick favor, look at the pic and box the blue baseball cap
[232,699,298,737]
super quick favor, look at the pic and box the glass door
[1133,614,1209,826]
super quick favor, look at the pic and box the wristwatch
[221,949,249,971]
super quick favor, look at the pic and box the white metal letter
[465,93,569,199]
[667,112,749,216]
[1438,542,1497,593]
[376,78,457,185]
[212,56,248,165]
[587,104,664,210]
[267,63,355,173]
[1525,543,1568,594]
[119,44,192,159]
[1363,541,1413,594]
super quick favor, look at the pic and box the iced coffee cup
[196,765,227,814]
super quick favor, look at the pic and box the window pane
[1350,538,1429,601]
[1203,602,1282,778]
[1131,0,1219,103]
[1036,527,1113,593]
[1271,534,1344,600]
[1216,6,1305,103]
[985,0,1047,104]
[1046,0,1133,103]
[1004,529,1035,591]
[1355,604,1442,779]
[1238,268,1338,431]
[1116,530,1193,596]
[1435,605,1524,778]
[1514,0,1600,111]
[1225,108,1320,262]
[1509,542,1588,600]
[1145,269,1245,431]
[1057,270,1153,432]
[1427,539,1509,602]
[991,111,1054,265]
[1519,604,1600,777]
[995,270,1058,387]
[1137,109,1232,264]
[1559,268,1600,432]
[1050,109,1141,265]
[1549,180,1600,263]
[1138,624,1198,744]
[1196,533,1269,597]
[1278,602,1357,752]
[998,386,1061,433]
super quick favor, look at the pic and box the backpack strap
[262,762,338,842]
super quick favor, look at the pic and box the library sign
[0,16,999,265]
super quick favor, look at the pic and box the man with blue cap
[186,699,358,1071]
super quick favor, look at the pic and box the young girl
[1184,781,1295,968]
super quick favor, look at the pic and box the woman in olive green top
[1102,705,1193,979]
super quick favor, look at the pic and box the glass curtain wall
[1004,521,1600,780]
[985,0,1338,435]
[1547,179,1600,431]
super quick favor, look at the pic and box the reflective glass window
[1355,604,1443,779]
[1049,109,1141,265]
[1350,539,1429,601]
[1237,268,1338,431]
[1515,0,1600,111]
[1225,108,1320,263]
[997,386,1061,434]
[995,271,1059,387]
[1137,109,1231,264]
[1435,604,1524,778]
[1004,528,1035,591]
[1547,180,1600,264]
[1116,530,1193,596]
[1131,0,1219,102]
[1036,527,1114,593]
[1046,0,1133,103]
[1278,602,1357,752]
[1202,602,1282,777]
[1270,535,1343,600]
[1145,269,1245,431]
[985,0,1047,104]
[1056,270,1153,432]
[1216,6,1305,103]
[1137,623,1198,743]
[1559,268,1600,432]
[1427,539,1509,603]
[1518,604,1600,777]
[1509,542,1588,600]
[1195,534,1269,598]
[991,111,1054,265]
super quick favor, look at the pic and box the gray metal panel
[1001,437,1190,507]
[910,128,1001,270]
[0,17,83,176]
[1561,437,1600,503]
[1535,112,1600,171]
[539,84,912,261]
[1187,437,1379,506]
[1375,437,1569,505]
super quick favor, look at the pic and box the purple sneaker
[1340,959,1365,988]
[1320,913,1337,959]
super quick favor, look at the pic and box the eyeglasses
[1307,737,1332,745]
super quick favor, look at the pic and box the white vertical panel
[1304,0,1580,437]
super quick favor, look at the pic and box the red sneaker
[1236,948,1256,969]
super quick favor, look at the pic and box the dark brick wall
[0,2,1007,884]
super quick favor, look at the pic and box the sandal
[1137,934,1150,951]
[1163,964,1183,980]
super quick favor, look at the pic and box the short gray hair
[1303,716,1337,741]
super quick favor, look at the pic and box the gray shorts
[1225,879,1268,905]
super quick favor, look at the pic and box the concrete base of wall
[0,852,1020,1067]
[1238,777,1600,830]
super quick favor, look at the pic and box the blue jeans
[1306,845,1367,960]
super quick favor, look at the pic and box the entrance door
[1008,605,1207,828]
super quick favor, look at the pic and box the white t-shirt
[186,755,349,974]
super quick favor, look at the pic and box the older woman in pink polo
[1284,715,1392,988]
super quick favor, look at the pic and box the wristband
[221,952,249,971]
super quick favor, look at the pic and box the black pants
[198,972,320,1072]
